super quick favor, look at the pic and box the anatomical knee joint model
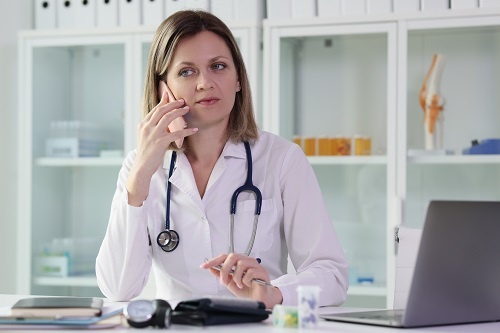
[419,53,446,150]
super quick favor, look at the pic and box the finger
[144,91,168,122]
[165,83,177,102]
[164,127,198,146]
[241,267,264,288]
[219,254,241,286]
[200,254,228,269]
[150,100,186,126]
[233,259,259,288]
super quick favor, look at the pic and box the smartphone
[158,80,186,148]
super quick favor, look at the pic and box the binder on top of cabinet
[59,0,97,29]
[74,0,96,28]
[291,0,317,18]
[367,0,393,14]
[165,0,187,17]
[118,0,142,27]
[317,0,341,18]
[235,0,265,20]
[451,0,479,9]
[480,0,500,8]
[97,0,118,27]
[421,0,450,11]
[211,0,234,22]
[393,0,420,13]
[342,0,366,16]
[35,0,57,29]
[143,0,164,26]
[186,0,210,11]
[57,0,76,29]
[267,0,291,19]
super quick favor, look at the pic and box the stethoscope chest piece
[157,230,180,252]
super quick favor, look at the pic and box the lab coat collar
[161,140,246,210]
[161,140,246,170]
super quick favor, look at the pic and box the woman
[96,10,348,309]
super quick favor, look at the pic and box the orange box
[318,137,331,156]
[335,137,351,156]
[292,136,302,149]
[303,137,316,156]
[330,137,339,156]
[363,137,372,155]
[354,136,364,156]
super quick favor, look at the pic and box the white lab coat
[96,131,348,306]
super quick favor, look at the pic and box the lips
[197,97,219,105]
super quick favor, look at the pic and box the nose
[196,71,214,90]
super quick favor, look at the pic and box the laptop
[322,200,500,328]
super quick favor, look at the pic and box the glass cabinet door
[264,22,397,307]
[403,17,500,229]
[19,34,131,296]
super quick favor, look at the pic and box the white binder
[266,0,291,19]
[211,0,234,22]
[421,0,449,11]
[342,0,366,16]
[75,0,96,28]
[143,0,164,26]
[235,0,264,20]
[291,0,316,18]
[97,0,118,27]
[451,0,478,8]
[57,0,76,29]
[367,0,393,14]
[317,0,341,18]
[35,0,57,29]
[165,0,187,16]
[480,0,500,8]
[186,0,210,11]
[393,0,420,13]
[118,0,142,27]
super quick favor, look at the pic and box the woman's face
[166,30,240,130]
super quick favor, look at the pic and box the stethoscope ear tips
[157,230,180,252]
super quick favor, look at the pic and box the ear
[236,80,241,92]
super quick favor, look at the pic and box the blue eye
[179,69,195,77]
[212,63,226,70]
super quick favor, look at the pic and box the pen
[211,264,274,287]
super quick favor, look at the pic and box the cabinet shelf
[33,276,97,287]
[308,156,386,165]
[348,285,387,297]
[36,157,123,167]
[408,155,500,165]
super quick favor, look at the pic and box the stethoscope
[157,141,262,254]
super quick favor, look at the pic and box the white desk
[1,294,500,332]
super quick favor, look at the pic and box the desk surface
[1,294,500,332]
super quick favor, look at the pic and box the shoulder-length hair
[141,10,258,146]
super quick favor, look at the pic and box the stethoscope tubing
[158,141,262,255]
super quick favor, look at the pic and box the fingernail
[178,99,184,103]
[192,128,199,132]
[183,106,189,109]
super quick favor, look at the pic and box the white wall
[0,0,32,293]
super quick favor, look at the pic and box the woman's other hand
[201,253,283,309]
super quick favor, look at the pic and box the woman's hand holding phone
[126,82,197,207]
[158,80,187,149]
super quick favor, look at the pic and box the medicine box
[45,138,106,158]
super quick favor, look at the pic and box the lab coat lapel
[204,141,246,198]
[167,152,204,212]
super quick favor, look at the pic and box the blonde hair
[141,10,258,147]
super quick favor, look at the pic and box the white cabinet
[17,22,261,297]
[263,9,500,308]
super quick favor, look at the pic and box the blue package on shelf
[462,139,500,155]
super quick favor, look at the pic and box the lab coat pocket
[232,198,276,253]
